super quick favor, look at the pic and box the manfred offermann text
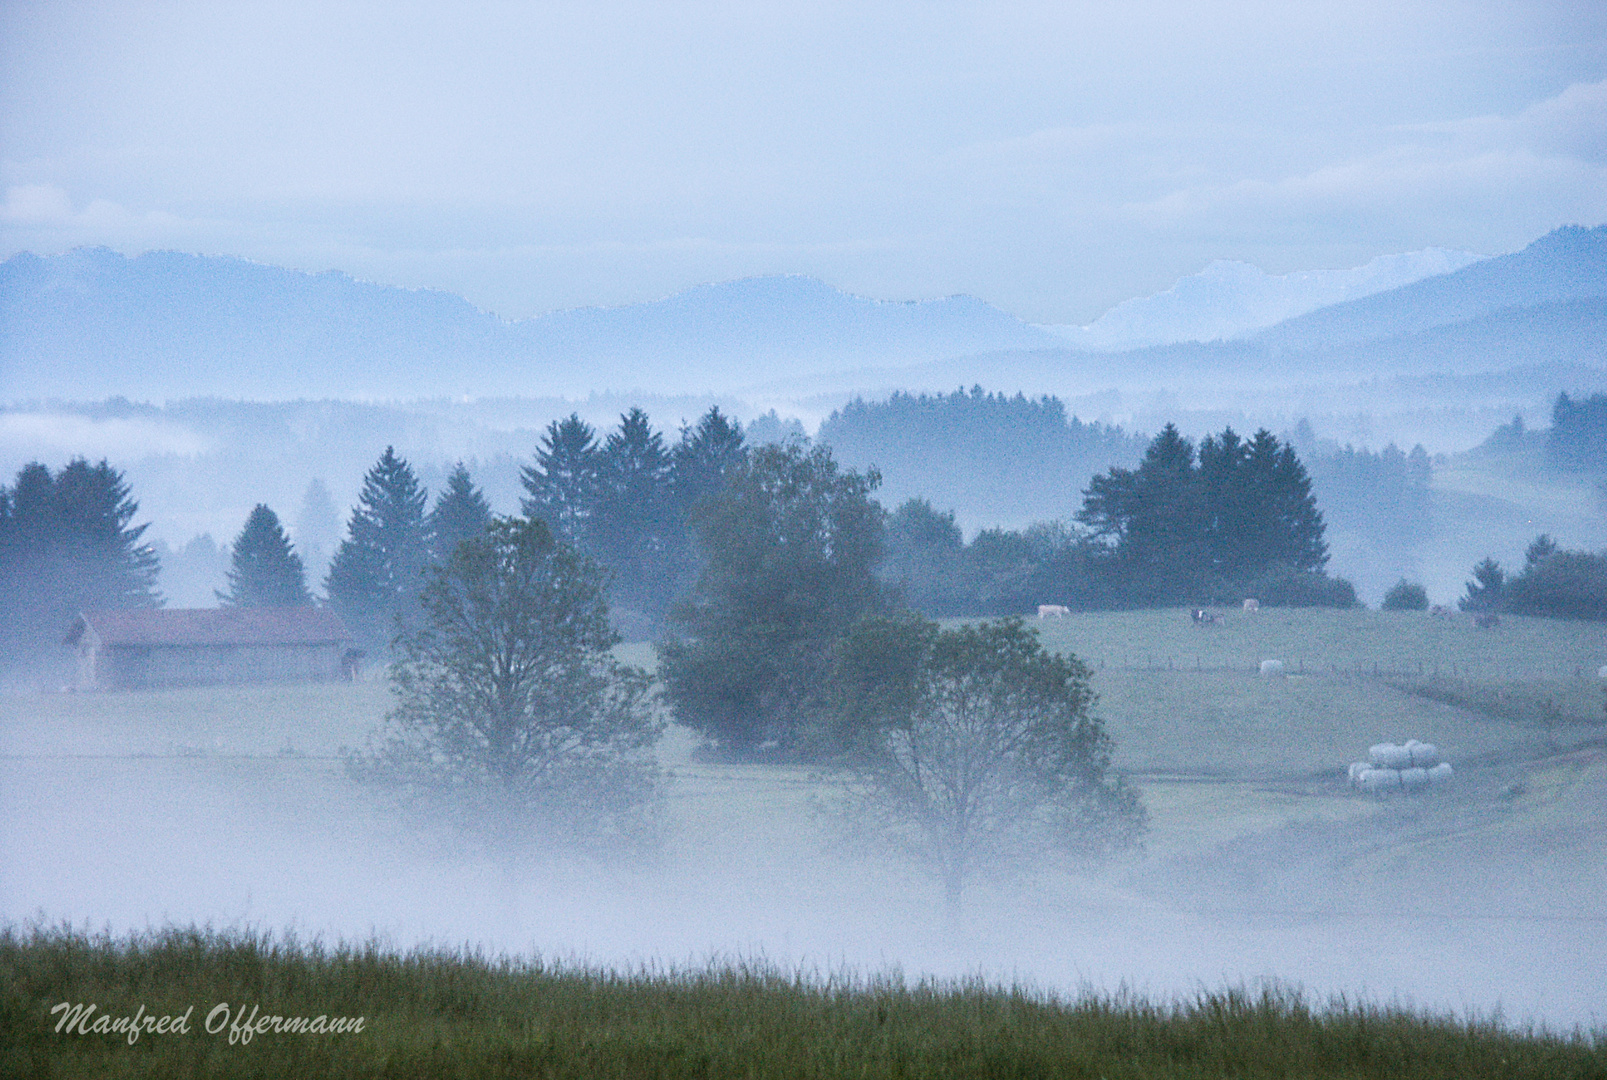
[51,1002,366,1045]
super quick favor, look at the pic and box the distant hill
[0,249,1058,400]
[1254,224,1607,351]
[1044,247,1484,351]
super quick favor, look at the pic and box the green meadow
[4,607,1606,1076]
[4,924,1605,1080]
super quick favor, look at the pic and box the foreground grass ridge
[3,925,1603,1079]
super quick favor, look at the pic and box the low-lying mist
[4,682,1602,1034]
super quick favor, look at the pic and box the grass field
[3,607,1606,1072]
[4,925,1604,1080]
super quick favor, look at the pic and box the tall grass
[4,924,1602,1079]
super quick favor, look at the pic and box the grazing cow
[1036,604,1070,618]
[1242,598,1260,612]
[1429,605,1453,618]
[1190,609,1223,626]
[1474,612,1501,629]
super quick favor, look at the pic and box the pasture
[3,605,1606,1056]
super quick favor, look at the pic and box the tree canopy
[326,446,431,650]
[658,442,890,756]
[829,615,1145,909]
[1078,424,1332,605]
[351,515,661,844]
[219,504,310,607]
[0,458,160,657]
[430,462,493,565]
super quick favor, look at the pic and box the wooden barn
[65,607,359,691]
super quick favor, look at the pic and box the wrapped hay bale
[1369,742,1413,769]
[1400,766,1430,789]
[1348,762,1372,786]
[1405,739,1440,767]
[1428,762,1453,784]
[1358,768,1402,792]
[1259,659,1285,677]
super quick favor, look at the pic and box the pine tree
[429,462,493,564]
[1078,423,1205,602]
[1459,557,1506,613]
[670,406,747,515]
[593,409,674,613]
[0,458,160,652]
[220,504,310,607]
[326,447,431,648]
[521,415,601,549]
[293,478,342,588]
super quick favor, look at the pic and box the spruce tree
[0,459,160,645]
[593,408,675,614]
[430,462,493,564]
[326,447,431,649]
[521,415,601,549]
[1459,557,1506,613]
[220,504,310,607]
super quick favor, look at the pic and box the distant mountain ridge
[1045,248,1485,350]
[0,249,1057,400]
[1254,224,1607,351]
[2,225,1604,402]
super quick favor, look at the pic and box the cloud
[0,184,187,232]
[1125,79,1607,245]
[0,413,212,470]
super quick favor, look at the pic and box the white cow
[1243,598,1260,612]
[1037,604,1070,618]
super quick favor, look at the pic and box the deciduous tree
[351,516,661,844]
[658,442,889,756]
[829,616,1145,911]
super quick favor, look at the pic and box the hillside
[0,249,1057,400]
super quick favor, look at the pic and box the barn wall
[98,643,346,690]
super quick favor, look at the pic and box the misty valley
[3,227,1607,1077]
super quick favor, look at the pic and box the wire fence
[1094,657,1606,682]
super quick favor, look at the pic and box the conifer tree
[0,458,160,653]
[219,504,310,607]
[327,447,431,648]
[429,462,493,564]
[521,415,601,549]
[593,408,675,613]
[1458,557,1506,613]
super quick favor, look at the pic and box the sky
[2,0,1606,323]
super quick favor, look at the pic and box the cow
[1037,604,1070,618]
[1259,659,1285,676]
[1428,605,1453,618]
[1190,608,1223,626]
[1242,598,1260,612]
[1474,612,1501,629]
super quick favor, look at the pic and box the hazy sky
[3,1,1605,322]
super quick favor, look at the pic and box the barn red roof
[67,607,354,648]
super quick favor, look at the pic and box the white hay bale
[1599,664,1607,680]
[1369,742,1412,768]
[1405,740,1439,767]
[1243,598,1260,611]
[1358,768,1401,791]
[1400,766,1429,789]
[1348,762,1372,785]
[1259,659,1284,676]
[1428,762,1454,783]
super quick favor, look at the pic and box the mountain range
[2,225,1605,403]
